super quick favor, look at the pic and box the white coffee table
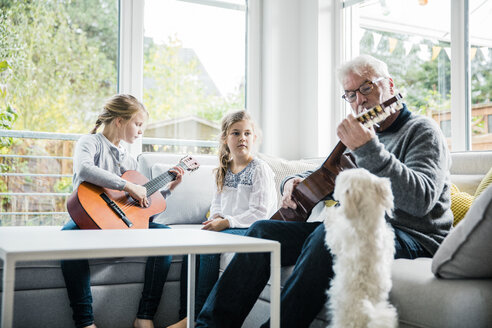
[0,226,281,328]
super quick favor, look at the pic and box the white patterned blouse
[209,158,278,228]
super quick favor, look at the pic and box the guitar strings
[118,172,175,211]
[117,162,188,212]
[117,174,173,211]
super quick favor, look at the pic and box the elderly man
[195,55,453,328]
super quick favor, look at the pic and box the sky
[144,0,246,96]
[142,0,492,95]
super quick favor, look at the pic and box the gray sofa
[1,151,492,328]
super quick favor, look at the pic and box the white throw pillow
[432,184,492,278]
[150,163,216,225]
[258,153,319,206]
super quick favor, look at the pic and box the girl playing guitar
[62,94,183,328]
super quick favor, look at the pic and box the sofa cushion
[450,174,485,195]
[0,256,184,292]
[432,184,492,278]
[391,258,492,328]
[150,162,215,225]
[138,153,217,225]
[474,166,492,198]
[249,258,492,327]
[258,153,319,206]
[449,151,492,195]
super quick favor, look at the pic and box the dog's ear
[342,187,362,219]
[375,177,394,214]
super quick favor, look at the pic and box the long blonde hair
[215,110,259,192]
[91,94,148,134]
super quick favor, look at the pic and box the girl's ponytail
[91,118,103,134]
[215,142,231,192]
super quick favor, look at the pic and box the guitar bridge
[100,193,133,228]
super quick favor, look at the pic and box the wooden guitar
[67,155,200,229]
[271,93,404,222]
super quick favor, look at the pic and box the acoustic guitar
[67,155,200,229]
[271,93,404,222]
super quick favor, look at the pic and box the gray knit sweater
[352,108,452,254]
[73,133,136,191]
[72,133,171,198]
[281,106,453,255]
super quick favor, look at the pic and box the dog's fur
[323,168,397,328]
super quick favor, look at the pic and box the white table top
[1,226,281,328]
[0,226,279,262]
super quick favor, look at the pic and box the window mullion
[317,0,344,156]
[450,0,471,151]
[119,0,145,156]
[246,0,262,126]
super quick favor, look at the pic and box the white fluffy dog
[323,168,397,328]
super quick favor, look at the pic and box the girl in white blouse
[170,110,277,328]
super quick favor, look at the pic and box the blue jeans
[196,220,431,328]
[61,220,172,328]
[179,228,247,319]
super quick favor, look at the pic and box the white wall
[260,0,301,159]
[259,0,340,160]
[299,0,320,159]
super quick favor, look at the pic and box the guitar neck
[143,162,187,196]
[322,93,403,170]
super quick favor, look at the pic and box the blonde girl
[61,94,184,328]
[170,110,277,328]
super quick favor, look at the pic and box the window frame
[338,0,472,151]
[119,0,253,156]
[119,0,145,156]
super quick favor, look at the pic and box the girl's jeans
[61,220,172,328]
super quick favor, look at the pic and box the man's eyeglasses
[342,77,385,103]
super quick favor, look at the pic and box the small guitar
[271,93,404,222]
[67,155,200,229]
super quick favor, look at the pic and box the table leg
[270,245,281,328]
[187,253,196,328]
[1,256,15,328]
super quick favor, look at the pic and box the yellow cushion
[450,183,460,194]
[450,184,474,226]
[474,167,492,199]
[324,200,339,207]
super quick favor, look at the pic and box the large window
[0,1,119,226]
[0,0,248,226]
[0,1,119,134]
[142,0,246,153]
[344,0,451,145]
[343,0,492,151]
